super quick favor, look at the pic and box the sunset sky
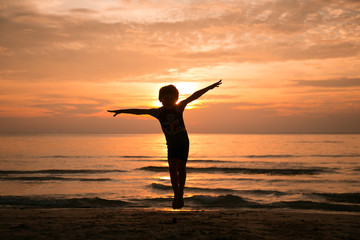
[0,0,359,133]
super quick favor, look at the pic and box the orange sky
[0,0,359,133]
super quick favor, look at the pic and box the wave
[268,179,359,183]
[190,159,237,163]
[214,177,359,184]
[227,154,360,159]
[1,194,359,212]
[311,193,360,204]
[117,155,156,158]
[150,183,286,196]
[0,196,127,208]
[35,154,360,161]
[139,166,329,175]
[40,155,99,159]
[0,176,112,182]
[126,159,237,163]
[309,154,360,158]
[39,155,157,159]
[297,141,343,144]
[188,194,249,207]
[270,200,360,212]
[244,154,360,158]
[38,155,234,163]
[150,183,236,194]
[185,195,360,212]
[243,154,296,158]
[0,169,126,175]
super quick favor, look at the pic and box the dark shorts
[167,143,189,162]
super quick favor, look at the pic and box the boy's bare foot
[178,195,184,209]
[176,191,184,209]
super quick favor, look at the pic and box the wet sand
[0,208,359,240]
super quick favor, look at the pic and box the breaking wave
[311,193,360,204]
[145,194,360,212]
[183,195,360,212]
[1,194,359,212]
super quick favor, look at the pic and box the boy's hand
[209,79,222,90]
[107,110,119,117]
[209,79,222,89]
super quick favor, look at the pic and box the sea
[0,134,359,213]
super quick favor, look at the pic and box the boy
[107,79,222,209]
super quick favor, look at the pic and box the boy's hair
[159,85,179,101]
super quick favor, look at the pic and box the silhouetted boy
[108,80,222,209]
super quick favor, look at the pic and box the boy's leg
[168,158,179,209]
[176,159,187,208]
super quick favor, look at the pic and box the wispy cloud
[293,78,360,88]
[30,96,111,116]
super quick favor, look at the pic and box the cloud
[31,103,101,115]
[184,102,360,133]
[69,8,98,14]
[293,78,360,88]
[29,96,111,116]
[1,0,359,83]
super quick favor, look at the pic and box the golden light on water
[159,207,200,212]
[156,176,170,181]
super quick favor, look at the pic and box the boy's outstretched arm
[107,109,150,117]
[182,79,222,105]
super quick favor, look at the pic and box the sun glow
[175,82,199,95]
[150,82,200,109]
[176,82,200,109]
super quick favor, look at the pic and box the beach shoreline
[0,208,359,240]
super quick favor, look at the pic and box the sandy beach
[0,208,359,240]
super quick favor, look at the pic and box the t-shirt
[149,101,189,145]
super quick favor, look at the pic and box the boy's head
[159,85,179,107]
